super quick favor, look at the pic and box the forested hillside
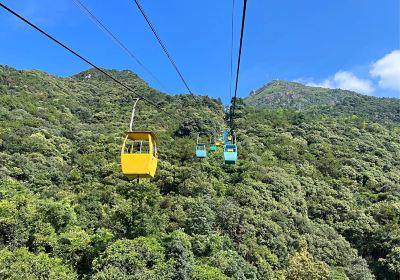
[0,65,399,279]
[245,80,400,124]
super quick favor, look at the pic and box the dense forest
[0,65,399,279]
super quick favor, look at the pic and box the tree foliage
[1,65,399,279]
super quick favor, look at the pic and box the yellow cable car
[120,99,158,179]
[121,131,158,178]
[215,135,223,147]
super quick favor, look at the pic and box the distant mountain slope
[245,80,400,124]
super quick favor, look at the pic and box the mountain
[1,65,399,279]
[245,80,400,124]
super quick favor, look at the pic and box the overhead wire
[132,0,193,95]
[230,0,248,130]
[71,0,169,93]
[229,0,235,100]
[0,2,168,114]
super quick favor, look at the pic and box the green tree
[0,248,76,279]
[191,265,231,280]
[93,237,172,279]
[286,242,331,280]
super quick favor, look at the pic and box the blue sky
[0,0,399,102]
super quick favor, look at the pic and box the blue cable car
[196,143,207,158]
[224,144,237,164]
[222,129,229,145]
[196,134,207,158]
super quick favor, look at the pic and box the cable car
[209,136,217,152]
[196,143,207,158]
[210,143,216,152]
[215,136,223,147]
[121,131,158,178]
[120,98,158,179]
[224,143,237,164]
[196,134,207,158]
[222,129,229,145]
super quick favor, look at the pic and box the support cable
[0,2,168,113]
[72,0,169,93]
[230,0,248,130]
[132,0,193,94]
[229,0,235,100]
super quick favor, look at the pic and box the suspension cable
[230,0,248,130]
[72,0,169,93]
[0,2,168,113]
[132,0,193,94]
[229,0,235,100]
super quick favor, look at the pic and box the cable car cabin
[196,143,207,158]
[209,144,216,152]
[224,144,237,164]
[121,131,158,178]
[222,130,229,144]
[216,136,224,146]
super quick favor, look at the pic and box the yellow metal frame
[121,131,158,178]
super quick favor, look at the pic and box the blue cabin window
[196,144,206,151]
[224,144,237,152]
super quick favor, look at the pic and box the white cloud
[296,49,400,97]
[370,50,400,91]
[306,71,374,95]
[307,79,333,89]
[334,71,374,94]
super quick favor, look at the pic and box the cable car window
[152,139,157,158]
[225,145,236,152]
[197,144,206,151]
[124,139,150,154]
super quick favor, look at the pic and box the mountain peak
[71,68,141,82]
[245,79,400,124]
[250,80,308,97]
